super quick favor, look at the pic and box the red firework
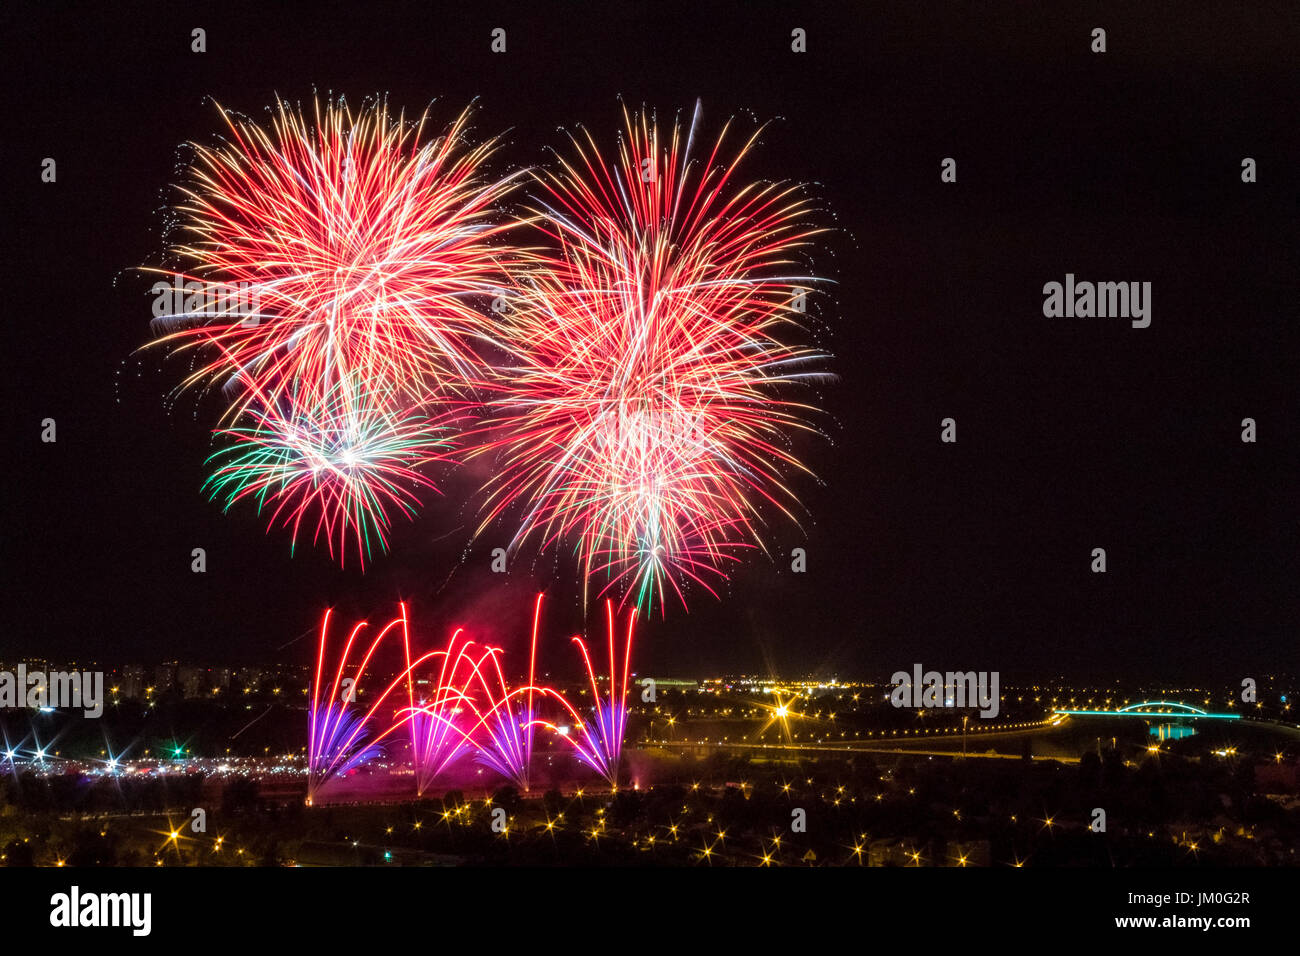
[306,595,636,802]
[146,97,524,565]
[476,102,830,612]
[151,96,522,413]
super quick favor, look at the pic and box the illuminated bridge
[1053,701,1240,720]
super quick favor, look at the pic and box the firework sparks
[306,596,637,801]
[457,592,544,790]
[534,599,638,786]
[477,102,831,612]
[306,605,427,803]
[151,95,522,410]
[147,96,524,565]
[405,629,479,796]
[203,375,450,568]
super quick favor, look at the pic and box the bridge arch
[1116,701,1208,716]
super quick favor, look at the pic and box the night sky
[5,2,1298,681]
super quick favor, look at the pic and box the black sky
[4,1,1298,681]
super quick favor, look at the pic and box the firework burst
[534,599,638,786]
[404,595,545,792]
[306,596,638,802]
[204,375,450,568]
[405,630,480,796]
[147,96,523,565]
[457,592,544,790]
[151,95,522,410]
[477,102,831,612]
[307,604,432,803]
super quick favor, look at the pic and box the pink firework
[477,102,830,613]
[147,97,524,566]
[151,96,522,411]
[305,596,639,800]
[307,603,437,804]
[204,375,451,568]
[405,595,546,793]
[534,599,638,786]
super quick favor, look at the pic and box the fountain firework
[305,595,639,802]
[532,600,638,786]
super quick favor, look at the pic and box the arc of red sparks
[306,595,638,801]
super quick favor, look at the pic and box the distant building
[120,665,146,699]
[178,665,208,698]
[645,678,700,691]
[152,662,178,694]
[235,666,265,693]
